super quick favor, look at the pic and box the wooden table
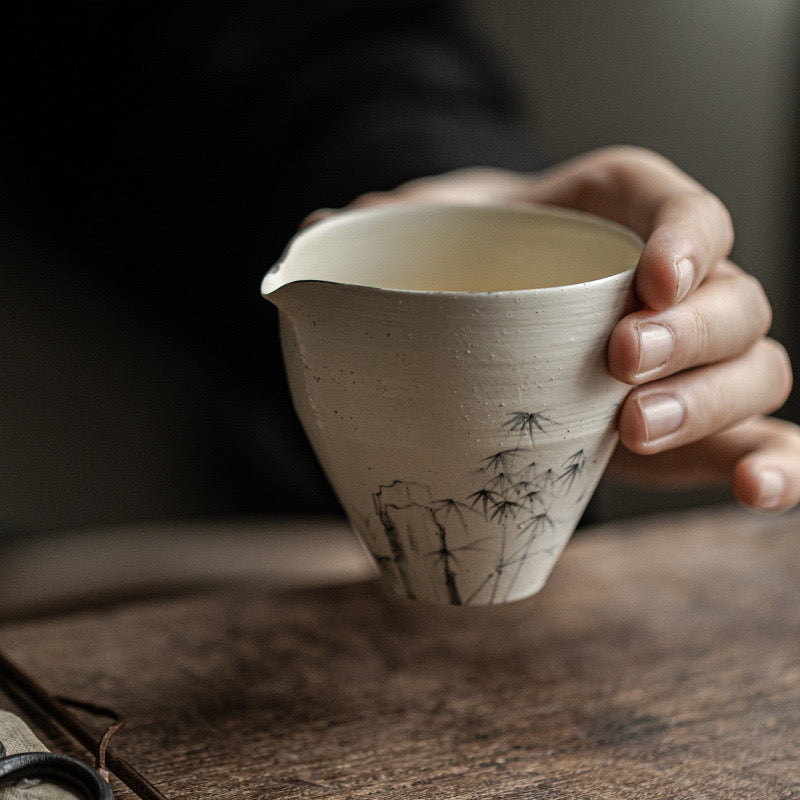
[1,506,799,799]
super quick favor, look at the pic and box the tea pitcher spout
[260,206,389,306]
[260,212,365,311]
[259,261,297,310]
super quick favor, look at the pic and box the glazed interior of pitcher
[266,203,642,294]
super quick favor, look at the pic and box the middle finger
[617,337,792,455]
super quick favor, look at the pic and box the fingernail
[635,323,675,379]
[637,393,685,442]
[756,469,786,510]
[675,258,694,303]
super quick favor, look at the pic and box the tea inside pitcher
[272,204,640,293]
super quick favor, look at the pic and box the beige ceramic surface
[262,204,642,605]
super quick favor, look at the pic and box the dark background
[1,1,797,533]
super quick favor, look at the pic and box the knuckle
[767,339,794,405]
[748,274,773,333]
[592,144,649,165]
[748,339,793,413]
[725,265,773,334]
[349,191,391,208]
[702,191,735,249]
[685,304,714,362]
[600,145,674,174]
[700,377,732,431]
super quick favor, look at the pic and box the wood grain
[1,506,798,798]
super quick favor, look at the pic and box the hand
[314,146,799,512]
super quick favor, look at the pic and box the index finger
[521,148,735,310]
[636,188,734,311]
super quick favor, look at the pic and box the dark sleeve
[0,1,547,516]
[278,0,545,212]
[139,0,544,270]
[2,0,544,398]
[4,0,542,270]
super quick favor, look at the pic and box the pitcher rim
[261,202,642,298]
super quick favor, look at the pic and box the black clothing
[2,1,540,522]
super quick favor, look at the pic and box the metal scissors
[0,739,113,799]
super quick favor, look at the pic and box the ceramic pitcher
[262,203,642,605]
